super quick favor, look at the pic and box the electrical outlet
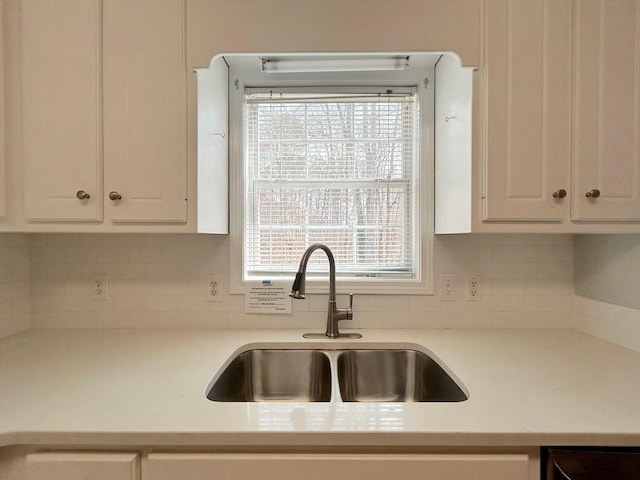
[206,274,223,302]
[465,275,481,301]
[92,274,109,301]
[438,274,457,301]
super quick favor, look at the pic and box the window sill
[232,278,433,296]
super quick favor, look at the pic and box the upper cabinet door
[573,0,640,221]
[103,0,188,224]
[482,0,572,222]
[21,0,102,221]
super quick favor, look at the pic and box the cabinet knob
[552,189,567,199]
[585,189,601,198]
[108,191,122,201]
[76,190,91,200]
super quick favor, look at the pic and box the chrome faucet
[290,243,362,339]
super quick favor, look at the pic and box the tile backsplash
[572,295,640,352]
[6,230,640,354]
[0,234,31,337]
[574,235,640,310]
[26,233,574,330]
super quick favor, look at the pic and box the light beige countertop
[1,328,639,449]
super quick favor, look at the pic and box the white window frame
[228,55,435,295]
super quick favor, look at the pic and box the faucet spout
[290,243,362,339]
[289,243,335,301]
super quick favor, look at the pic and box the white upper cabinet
[13,0,640,233]
[475,0,640,232]
[572,0,640,222]
[481,0,572,223]
[19,0,189,229]
[21,0,102,222]
[103,0,188,224]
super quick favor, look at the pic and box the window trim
[228,55,435,295]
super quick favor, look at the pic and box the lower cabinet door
[147,453,529,480]
[26,452,138,480]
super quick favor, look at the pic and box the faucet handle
[346,293,354,320]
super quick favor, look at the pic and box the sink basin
[206,349,332,402]
[206,344,467,403]
[337,349,468,402]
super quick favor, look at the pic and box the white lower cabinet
[146,453,530,480]
[26,452,139,480]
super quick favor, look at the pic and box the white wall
[187,0,482,69]
[0,233,31,337]
[28,233,573,330]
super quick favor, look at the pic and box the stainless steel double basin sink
[206,344,468,403]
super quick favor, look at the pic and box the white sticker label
[244,281,292,314]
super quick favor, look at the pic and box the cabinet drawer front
[148,453,529,480]
[26,452,138,480]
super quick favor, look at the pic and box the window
[244,89,419,281]
[226,55,437,294]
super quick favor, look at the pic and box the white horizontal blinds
[244,89,419,278]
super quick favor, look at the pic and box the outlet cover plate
[438,273,457,301]
[92,274,109,301]
[465,275,481,301]
[206,274,224,302]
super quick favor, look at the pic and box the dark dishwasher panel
[544,448,640,480]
